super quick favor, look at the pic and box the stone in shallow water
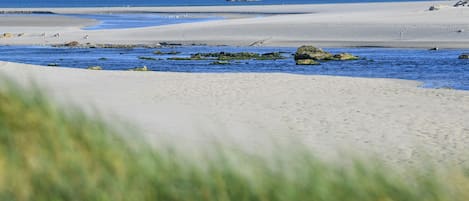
[294,45,333,61]
[459,54,469,59]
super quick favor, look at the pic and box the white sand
[1,61,468,165]
[1,1,469,48]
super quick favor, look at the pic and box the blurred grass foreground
[0,78,468,201]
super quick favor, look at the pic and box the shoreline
[0,1,468,48]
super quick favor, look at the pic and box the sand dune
[0,1,468,48]
[1,61,468,165]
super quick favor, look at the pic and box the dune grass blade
[0,78,468,201]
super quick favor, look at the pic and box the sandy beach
[0,1,468,48]
[1,61,468,165]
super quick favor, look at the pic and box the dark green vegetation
[168,51,285,61]
[1,79,469,201]
[294,45,359,65]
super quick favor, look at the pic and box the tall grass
[0,79,468,201]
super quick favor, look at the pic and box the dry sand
[1,1,469,48]
[1,61,468,165]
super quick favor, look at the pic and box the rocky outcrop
[459,53,469,59]
[168,52,285,61]
[332,53,359,61]
[294,45,359,65]
[294,46,333,61]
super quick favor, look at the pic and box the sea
[0,0,434,7]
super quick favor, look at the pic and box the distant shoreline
[1,1,468,48]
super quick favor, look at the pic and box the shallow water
[0,46,467,90]
[65,13,224,30]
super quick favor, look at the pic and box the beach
[1,0,469,164]
[1,61,468,165]
[0,1,468,48]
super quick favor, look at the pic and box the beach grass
[0,78,468,201]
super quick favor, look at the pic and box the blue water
[1,0,435,7]
[0,46,467,90]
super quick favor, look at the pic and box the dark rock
[64,41,80,47]
[138,56,158,60]
[454,0,468,7]
[459,53,469,59]
[153,50,181,55]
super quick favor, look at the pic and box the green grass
[0,78,468,201]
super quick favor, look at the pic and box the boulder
[296,59,320,65]
[294,45,333,61]
[87,66,103,70]
[458,53,469,59]
[332,53,359,60]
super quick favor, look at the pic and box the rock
[210,61,230,65]
[138,56,157,60]
[458,53,469,59]
[64,41,80,47]
[1,33,14,38]
[87,66,103,70]
[429,5,441,11]
[296,59,320,65]
[153,50,180,55]
[454,0,468,7]
[294,45,333,61]
[332,53,359,60]
[128,66,149,71]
